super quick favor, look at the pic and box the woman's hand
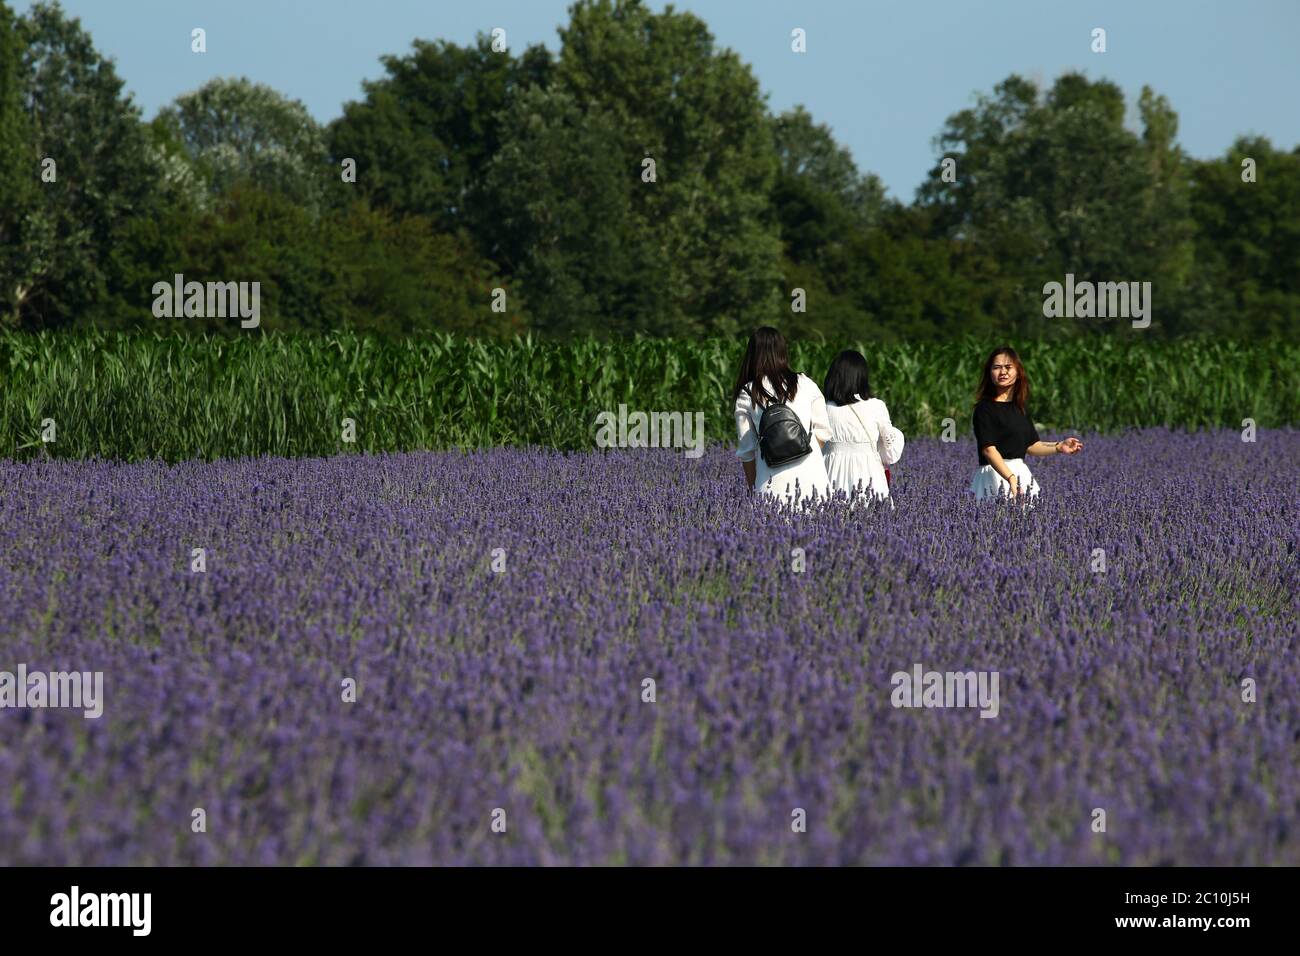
[1056,437,1084,455]
[1005,474,1021,498]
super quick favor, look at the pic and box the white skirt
[757,449,831,507]
[823,442,890,501]
[969,458,1039,501]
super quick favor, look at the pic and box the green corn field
[1,330,1295,462]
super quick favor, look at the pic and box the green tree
[1189,136,1300,337]
[771,105,886,244]
[483,86,665,336]
[112,182,524,337]
[6,1,161,328]
[918,73,1195,337]
[156,77,330,214]
[0,0,36,327]
[554,0,784,337]
[766,106,887,342]
[327,35,553,244]
[103,116,215,327]
[846,202,1010,342]
[322,200,525,337]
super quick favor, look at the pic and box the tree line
[1,0,1296,341]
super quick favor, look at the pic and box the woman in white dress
[821,350,904,503]
[969,346,1084,501]
[733,327,832,507]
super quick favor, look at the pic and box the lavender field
[1,429,1297,865]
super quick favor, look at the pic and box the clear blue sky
[13,0,1300,200]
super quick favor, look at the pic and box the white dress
[970,460,1040,501]
[734,373,832,506]
[824,396,904,501]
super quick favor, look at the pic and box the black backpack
[757,395,812,467]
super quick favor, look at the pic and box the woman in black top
[969,346,1083,500]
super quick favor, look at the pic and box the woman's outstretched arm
[1026,438,1084,456]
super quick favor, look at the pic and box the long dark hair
[732,327,798,407]
[822,350,873,406]
[975,346,1029,411]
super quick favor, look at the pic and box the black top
[972,399,1040,466]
